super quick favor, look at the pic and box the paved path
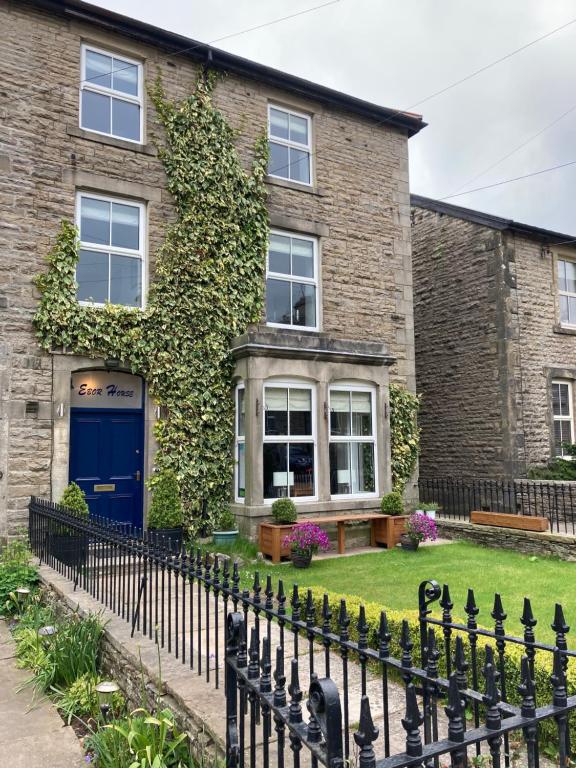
[0,618,84,768]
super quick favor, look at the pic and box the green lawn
[242,542,576,644]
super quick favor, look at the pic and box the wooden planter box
[372,515,407,548]
[471,511,549,532]
[259,522,295,563]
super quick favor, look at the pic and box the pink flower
[282,523,330,555]
[406,512,437,543]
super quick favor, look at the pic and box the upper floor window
[80,45,143,143]
[268,105,312,185]
[266,232,318,331]
[76,192,144,308]
[552,380,574,457]
[329,386,377,497]
[557,258,576,326]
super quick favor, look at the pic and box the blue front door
[69,409,144,527]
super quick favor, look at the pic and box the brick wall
[0,0,416,536]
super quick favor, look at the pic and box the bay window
[329,387,376,496]
[263,384,315,500]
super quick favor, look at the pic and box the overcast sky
[94,0,576,235]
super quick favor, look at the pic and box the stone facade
[412,195,576,479]
[0,0,422,538]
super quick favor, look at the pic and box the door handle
[135,470,141,482]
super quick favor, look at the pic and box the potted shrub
[282,523,330,568]
[372,491,408,548]
[212,508,239,546]
[400,512,438,551]
[415,501,438,520]
[53,482,90,567]
[147,470,184,549]
[259,498,298,563]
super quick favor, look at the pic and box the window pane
[330,442,350,494]
[566,261,576,293]
[330,391,350,436]
[85,49,112,88]
[560,295,569,324]
[263,443,288,499]
[111,202,140,250]
[110,254,142,307]
[352,442,375,493]
[269,108,289,140]
[558,260,567,292]
[112,98,140,141]
[554,420,573,456]
[81,90,111,134]
[289,444,314,497]
[291,282,316,327]
[77,249,108,303]
[237,388,245,437]
[265,388,288,436]
[289,113,308,145]
[352,392,372,436]
[269,234,291,274]
[112,58,138,96]
[266,278,291,324]
[289,147,310,184]
[569,296,576,325]
[553,383,570,417]
[289,389,312,436]
[237,443,245,499]
[81,197,110,246]
[291,238,314,278]
[268,142,289,178]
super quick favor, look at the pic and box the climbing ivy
[389,383,421,493]
[34,72,269,533]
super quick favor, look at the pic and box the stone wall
[0,0,417,537]
[411,207,523,478]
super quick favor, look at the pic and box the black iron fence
[29,497,576,768]
[418,477,576,535]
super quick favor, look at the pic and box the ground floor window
[552,380,574,457]
[329,386,376,496]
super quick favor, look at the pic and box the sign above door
[71,370,143,409]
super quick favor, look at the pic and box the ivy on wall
[34,72,269,532]
[389,383,421,493]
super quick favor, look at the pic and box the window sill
[553,324,576,337]
[265,175,323,196]
[66,125,156,155]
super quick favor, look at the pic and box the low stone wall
[39,565,226,761]
[437,518,576,561]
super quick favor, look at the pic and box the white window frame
[263,380,317,503]
[557,258,576,328]
[552,380,574,458]
[267,104,313,187]
[266,230,319,332]
[75,191,146,309]
[329,384,378,500]
[235,384,246,503]
[80,44,144,144]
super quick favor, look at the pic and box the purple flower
[282,523,330,555]
[406,513,437,543]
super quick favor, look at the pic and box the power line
[439,157,576,201]
[10,0,342,107]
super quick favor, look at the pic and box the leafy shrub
[0,538,38,616]
[271,498,297,524]
[148,470,183,530]
[215,508,237,532]
[416,502,438,512]
[60,482,89,517]
[1,538,33,566]
[54,673,126,725]
[527,457,576,481]
[389,384,420,492]
[380,492,404,516]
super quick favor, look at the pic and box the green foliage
[0,537,33,566]
[148,470,183,530]
[215,508,237,532]
[527,448,576,481]
[54,672,126,725]
[59,481,89,517]
[271,498,297,524]
[34,71,269,535]
[86,707,194,768]
[0,538,38,615]
[416,502,438,512]
[389,384,420,493]
[380,491,404,516]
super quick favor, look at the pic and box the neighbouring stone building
[0,0,425,539]
[412,195,576,479]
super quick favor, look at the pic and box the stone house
[412,194,576,480]
[0,0,425,540]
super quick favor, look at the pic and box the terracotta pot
[400,533,419,551]
[290,550,312,568]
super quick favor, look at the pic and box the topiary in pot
[213,508,239,546]
[271,498,297,525]
[54,482,89,566]
[380,491,405,516]
[60,482,89,517]
[147,470,184,548]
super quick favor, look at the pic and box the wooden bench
[471,511,549,532]
[259,513,406,563]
